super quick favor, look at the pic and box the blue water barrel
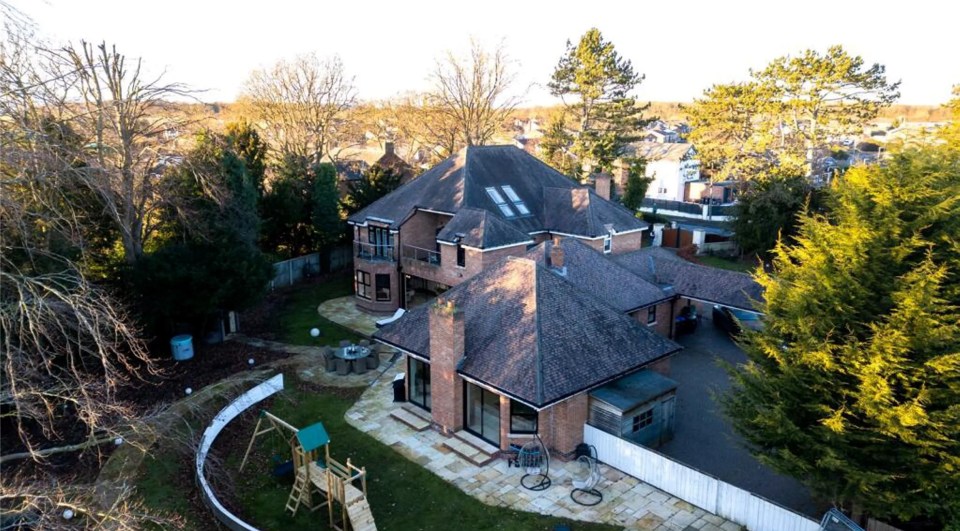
[171,334,194,361]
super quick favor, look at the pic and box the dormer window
[603,235,612,254]
[485,187,516,217]
[500,185,530,215]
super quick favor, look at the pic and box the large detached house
[374,256,681,455]
[347,145,646,314]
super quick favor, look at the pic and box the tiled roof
[348,145,645,237]
[613,247,763,311]
[525,238,668,312]
[624,142,695,162]
[374,257,681,408]
[436,208,533,249]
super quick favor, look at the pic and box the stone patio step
[442,431,498,466]
[390,408,430,432]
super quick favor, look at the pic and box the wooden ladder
[285,470,309,515]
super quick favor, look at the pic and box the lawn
[136,373,618,531]
[276,273,365,347]
[694,254,757,274]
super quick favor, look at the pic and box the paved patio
[343,360,741,531]
[317,296,381,337]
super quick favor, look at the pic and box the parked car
[674,305,699,335]
[712,305,763,337]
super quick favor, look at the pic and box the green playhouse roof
[296,422,330,452]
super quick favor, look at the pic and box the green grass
[695,255,756,274]
[277,273,364,346]
[231,375,619,531]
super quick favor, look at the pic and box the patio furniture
[570,444,602,506]
[335,358,351,375]
[365,353,380,370]
[359,339,370,347]
[375,308,406,328]
[518,435,551,491]
[352,359,368,375]
[339,339,351,348]
[325,355,337,372]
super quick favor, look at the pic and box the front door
[464,382,500,446]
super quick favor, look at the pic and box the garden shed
[588,370,678,448]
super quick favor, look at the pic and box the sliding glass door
[408,358,431,411]
[464,382,500,446]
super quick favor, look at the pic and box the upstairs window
[500,185,530,215]
[485,187,515,217]
[456,244,466,268]
[603,235,612,254]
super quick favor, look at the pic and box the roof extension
[374,256,681,409]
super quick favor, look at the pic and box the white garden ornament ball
[248,358,255,366]
[185,387,192,395]
[310,328,320,338]
[114,437,124,446]
[63,509,74,520]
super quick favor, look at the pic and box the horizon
[13,0,959,107]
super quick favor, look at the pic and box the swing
[268,425,294,477]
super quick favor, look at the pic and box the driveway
[659,322,821,517]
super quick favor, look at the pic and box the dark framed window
[367,226,393,258]
[375,274,391,301]
[408,357,431,411]
[647,305,657,324]
[632,409,653,432]
[603,235,612,254]
[509,400,538,434]
[355,270,371,300]
[456,244,466,267]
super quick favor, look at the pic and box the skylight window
[499,185,530,215]
[485,187,516,217]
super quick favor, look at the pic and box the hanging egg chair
[570,445,602,506]
[517,436,551,491]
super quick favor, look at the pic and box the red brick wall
[403,242,528,289]
[646,355,672,376]
[612,231,644,254]
[399,210,450,250]
[539,393,589,456]
[629,300,674,338]
[428,301,464,434]
[353,260,400,313]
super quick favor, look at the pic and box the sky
[14,0,959,107]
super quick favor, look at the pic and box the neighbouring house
[614,246,764,320]
[336,159,371,195]
[346,145,647,314]
[373,256,682,455]
[613,142,700,202]
[374,142,416,184]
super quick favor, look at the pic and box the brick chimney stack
[384,141,395,156]
[429,297,464,433]
[550,237,565,269]
[594,172,612,201]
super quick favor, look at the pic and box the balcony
[355,241,396,262]
[402,244,441,266]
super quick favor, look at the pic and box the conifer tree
[723,132,960,526]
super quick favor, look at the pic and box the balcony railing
[355,240,395,262]
[402,244,441,266]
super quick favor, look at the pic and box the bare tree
[429,39,521,149]
[1,12,162,462]
[240,53,358,164]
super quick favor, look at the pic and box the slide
[346,496,377,531]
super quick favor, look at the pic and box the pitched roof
[613,247,763,311]
[348,145,645,237]
[624,141,695,162]
[525,238,668,312]
[436,208,533,249]
[374,257,681,408]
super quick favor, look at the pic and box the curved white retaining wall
[195,373,285,531]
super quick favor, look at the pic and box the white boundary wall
[195,374,284,531]
[584,424,820,531]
